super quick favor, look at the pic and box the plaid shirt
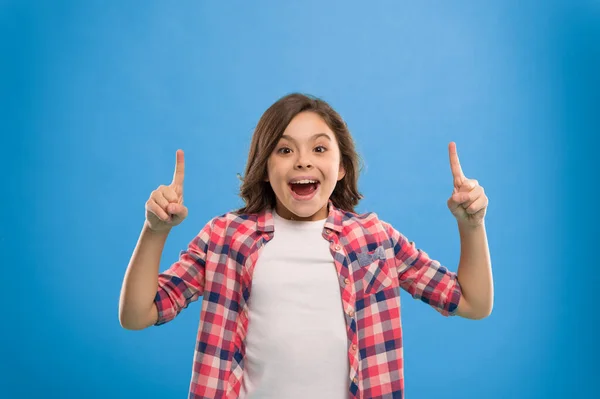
[154,202,462,399]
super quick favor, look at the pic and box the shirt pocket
[353,246,394,296]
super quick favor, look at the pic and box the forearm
[119,222,169,330]
[456,222,493,319]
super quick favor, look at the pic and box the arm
[454,223,493,319]
[385,222,462,316]
[118,222,168,330]
[119,149,191,330]
[119,220,208,330]
[447,142,494,320]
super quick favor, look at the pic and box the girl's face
[267,111,345,221]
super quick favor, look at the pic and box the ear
[337,163,346,181]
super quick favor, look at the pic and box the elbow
[119,315,148,331]
[470,310,492,320]
[118,311,136,330]
[456,296,493,320]
[469,303,494,320]
[119,316,141,331]
[119,308,150,331]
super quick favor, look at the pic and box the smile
[288,178,320,200]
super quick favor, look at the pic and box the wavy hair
[237,93,363,214]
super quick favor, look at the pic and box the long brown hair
[237,93,363,214]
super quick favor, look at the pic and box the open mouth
[288,179,320,198]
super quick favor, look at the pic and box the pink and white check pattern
[154,202,462,399]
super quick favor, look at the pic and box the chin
[283,199,328,220]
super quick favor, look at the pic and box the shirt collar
[256,200,344,233]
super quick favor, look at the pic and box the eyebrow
[280,133,332,143]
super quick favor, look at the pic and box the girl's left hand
[447,142,488,227]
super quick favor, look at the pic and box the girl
[119,93,493,399]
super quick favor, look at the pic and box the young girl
[119,93,493,399]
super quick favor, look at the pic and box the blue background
[1,1,598,398]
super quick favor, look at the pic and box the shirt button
[335,244,342,251]
[348,309,354,317]
[351,344,357,351]
[353,377,358,384]
[344,278,350,285]
[325,228,331,234]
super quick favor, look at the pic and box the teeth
[290,179,318,184]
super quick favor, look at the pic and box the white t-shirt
[240,211,349,399]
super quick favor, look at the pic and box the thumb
[167,203,188,218]
[458,179,477,193]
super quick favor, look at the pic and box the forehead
[281,111,335,141]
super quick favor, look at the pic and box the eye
[314,145,327,153]
[277,146,292,154]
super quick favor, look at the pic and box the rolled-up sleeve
[383,221,462,316]
[154,221,211,325]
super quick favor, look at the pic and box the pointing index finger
[448,142,465,185]
[172,149,185,188]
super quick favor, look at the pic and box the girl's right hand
[145,149,188,232]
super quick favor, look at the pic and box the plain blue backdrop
[1,1,598,398]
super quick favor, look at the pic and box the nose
[294,152,313,170]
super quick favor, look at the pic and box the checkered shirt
[154,202,462,398]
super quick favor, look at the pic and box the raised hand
[446,142,488,227]
[145,149,189,231]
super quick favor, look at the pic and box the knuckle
[167,187,178,199]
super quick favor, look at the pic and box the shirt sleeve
[382,221,462,316]
[153,220,211,326]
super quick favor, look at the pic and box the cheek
[329,162,343,179]
[266,158,275,180]
[266,162,282,185]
